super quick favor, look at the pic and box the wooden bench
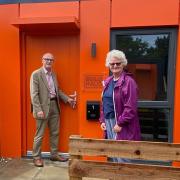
[69,135,180,180]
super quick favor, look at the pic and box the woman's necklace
[113,76,120,81]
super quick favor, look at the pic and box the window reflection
[139,108,169,142]
[116,34,169,101]
[116,34,169,59]
[128,63,167,101]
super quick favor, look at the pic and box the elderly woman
[99,50,141,161]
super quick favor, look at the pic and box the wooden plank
[69,137,180,161]
[69,134,83,180]
[70,135,82,138]
[69,152,83,179]
[69,159,180,180]
[69,177,82,180]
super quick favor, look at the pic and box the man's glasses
[43,58,54,62]
[109,62,122,66]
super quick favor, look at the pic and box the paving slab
[0,158,68,180]
[0,158,106,180]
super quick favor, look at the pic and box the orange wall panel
[79,0,110,138]
[20,1,79,19]
[111,0,179,27]
[0,5,21,157]
[173,27,180,143]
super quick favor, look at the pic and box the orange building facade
[0,0,180,157]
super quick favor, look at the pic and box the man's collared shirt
[43,67,56,98]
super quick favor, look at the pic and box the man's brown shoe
[50,155,68,162]
[33,158,44,167]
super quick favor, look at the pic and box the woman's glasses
[109,62,122,66]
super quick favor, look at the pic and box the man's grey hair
[105,49,128,67]
[42,53,54,60]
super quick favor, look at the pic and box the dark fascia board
[21,0,79,3]
[0,0,79,4]
[0,0,19,4]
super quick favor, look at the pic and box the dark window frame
[111,28,177,142]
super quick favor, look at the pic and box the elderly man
[30,53,76,167]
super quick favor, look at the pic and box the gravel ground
[0,157,12,168]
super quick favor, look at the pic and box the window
[111,28,177,142]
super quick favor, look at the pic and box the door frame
[20,31,80,156]
[21,32,28,156]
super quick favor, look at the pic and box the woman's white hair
[105,49,128,67]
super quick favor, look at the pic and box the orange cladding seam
[0,4,21,157]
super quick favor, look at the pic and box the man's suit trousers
[33,100,60,159]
